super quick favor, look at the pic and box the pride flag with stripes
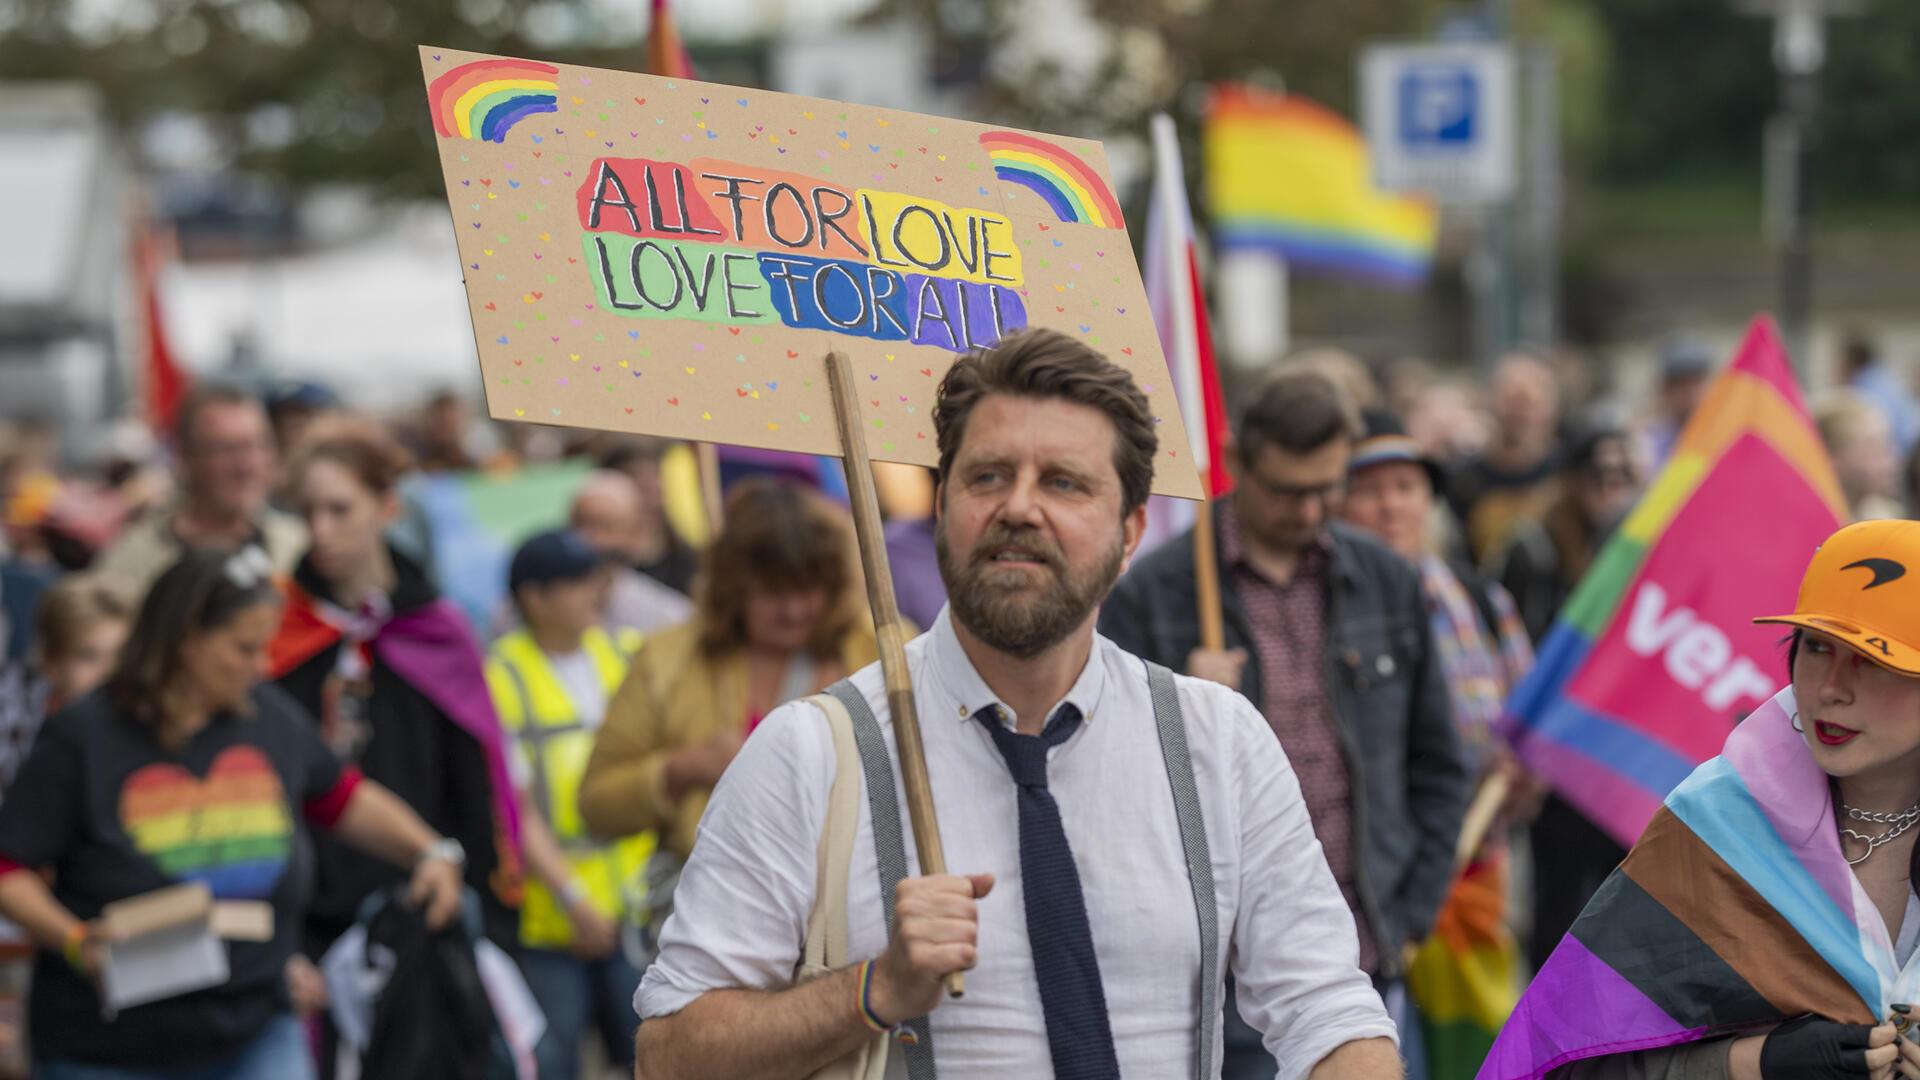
[1410,852,1521,1080]
[1203,84,1437,287]
[1502,316,1845,850]
[1482,686,1900,1077]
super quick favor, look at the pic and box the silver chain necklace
[1840,801,1920,866]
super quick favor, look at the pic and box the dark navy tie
[978,705,1120,1080]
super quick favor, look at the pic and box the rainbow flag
[1410,853,1522,1080]
[1502,316,1845,849]
[1203,84,1437,287]
[1482,687,1890,1078]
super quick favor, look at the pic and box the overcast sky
[45,0,886,47]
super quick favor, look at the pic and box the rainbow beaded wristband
[854,960,921,1046]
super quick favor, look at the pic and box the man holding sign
[632,330,1398,1080]
[419,47,1380,1076]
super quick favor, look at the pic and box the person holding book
[0,548,466,1079]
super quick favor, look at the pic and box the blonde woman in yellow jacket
[579,479,882,861]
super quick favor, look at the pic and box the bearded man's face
[935,394,1143,659]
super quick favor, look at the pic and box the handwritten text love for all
[577,156,1028,350]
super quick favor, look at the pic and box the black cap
[509,529,607,591]
[1349,408,1445,492]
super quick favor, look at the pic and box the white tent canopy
[163,204,483,408]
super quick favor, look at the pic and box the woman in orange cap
[1486,518,1920,1079]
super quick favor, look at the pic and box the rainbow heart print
[120,746,293,900]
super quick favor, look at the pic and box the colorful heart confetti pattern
[419,45,1200,498]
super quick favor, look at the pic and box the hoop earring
[1791,711,1805,733]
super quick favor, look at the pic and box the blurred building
[162,199,481,407]
[0,84,135,456]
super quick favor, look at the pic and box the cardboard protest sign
[420,46,1203,499]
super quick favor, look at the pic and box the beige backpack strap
[798,692,892,1080]
[801,692,863,977]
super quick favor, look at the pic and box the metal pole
[1748,0,1862,384]
[1779,64,1818,383]
[1476,0,1517,368]
[1467,207,1500,370]
[1519,44,1560,351]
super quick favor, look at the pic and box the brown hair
[33,577,129,664]
[932,327,1157,517]
[1237,368,1364,461]
[1279,347,1382,410]
[110,547,281,740]
[694,479,857,656]
[289,418,415,496]
[173,382,265,452]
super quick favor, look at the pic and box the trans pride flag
[1203,84,1437,287]
[1502,317,1845,849]
[1481,686,1903,1077]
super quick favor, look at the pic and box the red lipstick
[1815,721,1860,747]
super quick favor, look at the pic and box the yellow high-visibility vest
[487,626,655,950]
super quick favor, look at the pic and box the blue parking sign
[1397,65,1478,149]
[1363,43,1515,201]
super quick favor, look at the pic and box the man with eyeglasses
[1102,368,1467,1080]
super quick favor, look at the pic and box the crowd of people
[0,322,1916,1079]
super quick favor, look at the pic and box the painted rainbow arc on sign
[429,58,561,143]
[978,131,1124,229]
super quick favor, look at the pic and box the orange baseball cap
[1755,519,1920,676]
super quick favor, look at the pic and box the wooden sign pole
[695,441,725,535]
[1191,500,1226,652]
[1453,770,1513,871]
[825,350,964,1000]
[1402,770,1513,972]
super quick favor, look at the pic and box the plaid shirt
[1218,508,1376,972]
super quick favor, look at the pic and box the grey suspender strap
[825,680,939,1080]
[826,668,1217,1080]
[1146,660,1220,1080]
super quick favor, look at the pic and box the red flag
[645,0,695,79]
[137,227,190,434]
[1183,245,1231,496]
[1145,116,1230,497]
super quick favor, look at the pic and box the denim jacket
[1100,514,1469,975]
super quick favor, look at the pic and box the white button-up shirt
[637,609,1395,1080]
